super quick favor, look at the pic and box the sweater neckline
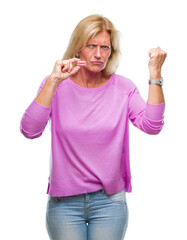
[67,73,114,92]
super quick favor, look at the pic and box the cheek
[107,49,112,60]
[79,50,90,60]
[104,53,111,64]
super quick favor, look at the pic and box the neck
[71,68,105,88]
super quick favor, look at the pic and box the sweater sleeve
[20,75,51,139]
[128,86,165,135]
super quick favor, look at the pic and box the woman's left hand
[148,47,167,79]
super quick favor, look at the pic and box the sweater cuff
[26,100,51,122]
[144,102,165,120]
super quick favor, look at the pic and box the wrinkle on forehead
[88,30,111,46]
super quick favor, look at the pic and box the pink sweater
[20,73,165,197]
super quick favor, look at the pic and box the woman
[20,14,166,240]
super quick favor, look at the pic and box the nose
[95,46,101,58]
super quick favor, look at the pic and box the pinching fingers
[70,58,87,66]
[77,60,87,67]
[62,60,70,73]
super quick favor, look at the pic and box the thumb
[149,48,156,58]
[69,60,86,75]
[70,65,81,75]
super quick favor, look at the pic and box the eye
[101,45,111,50]
[87,44,95,49]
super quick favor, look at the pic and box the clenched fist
[148,47,167,78]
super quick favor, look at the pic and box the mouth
[90,61,103,65]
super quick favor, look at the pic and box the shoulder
[112,73,136,94]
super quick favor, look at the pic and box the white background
[1,0,187,239]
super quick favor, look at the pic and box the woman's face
[78,30,111,73]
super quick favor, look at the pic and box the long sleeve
[20,76,51,139]
[19,73,166,197]
[128,86,165,134]
[20,100,51,139]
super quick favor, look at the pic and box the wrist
[47,75,60,88]
[149,68,161,80]
[149,77,163,87]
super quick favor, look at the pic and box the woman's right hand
[50,58,86,84]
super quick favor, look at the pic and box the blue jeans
[46,188,128,240]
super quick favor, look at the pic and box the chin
[86,66,104,73]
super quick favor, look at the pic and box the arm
[20,98,51,139]
[128,87,165,135]
[20,58,86,139]
[148,47,167,104]
[129,47,167,135]
[35,59,86,107]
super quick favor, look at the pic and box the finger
[70,59,87,68]
[70,58,82,63]
[77,61,87,66]
[68,62,74,73]
[59,58,86,74]
[157,47,167,57]
[66,59,86,73]
[53,60,65,75]
[70,65,81,75]
[62,62,70,72]
[70,61,86,74]
[161,50,167,57]
[55,60,67,67]
[149,51,156,58]
[55,63,63,73]
[148,48,155,58]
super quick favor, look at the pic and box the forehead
[87,30,111,45]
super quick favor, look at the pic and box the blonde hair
[62,14,121,75]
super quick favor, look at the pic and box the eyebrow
[87,43,111,46]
